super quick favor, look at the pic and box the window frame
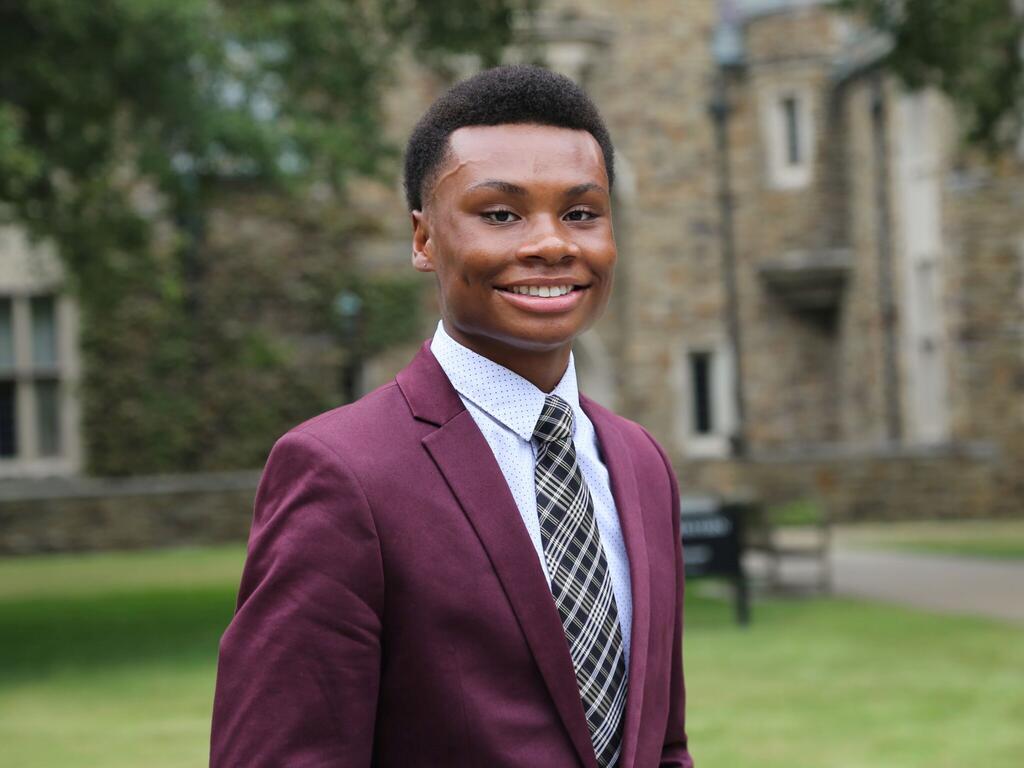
[0,291,75,472]
[675,340,737,459]
[761,83,816,190]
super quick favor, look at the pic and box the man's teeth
[507,285,574,297]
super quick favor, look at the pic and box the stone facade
[355,0,1023,521]
[2,0,1020,530]
[353,0,725,427]
[704,3,1023,519]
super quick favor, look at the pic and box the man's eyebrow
[467,180,527,195]
[564,182,607,198]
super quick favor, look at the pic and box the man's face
[412,123,616,361]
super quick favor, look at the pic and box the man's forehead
[443,124,607,184]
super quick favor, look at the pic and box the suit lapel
[582,397,651,768]
[398,343,598,768]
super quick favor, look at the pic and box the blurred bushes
[0,0,525,474]
[83,187,423,475]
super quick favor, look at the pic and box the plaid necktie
[533,394,627,768]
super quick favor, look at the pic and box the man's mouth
[496,284,585,298]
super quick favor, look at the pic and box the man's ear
[411,210,435,273]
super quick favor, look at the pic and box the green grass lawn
[1,546,1022,768]
[837,519,1024,560]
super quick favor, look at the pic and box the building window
[36,378,61,457]
[31,295,59,368]
[0,297,14,369]
[0,293,71,468]
[0,380,16,457]
[689,351,714,435]
[0,298,16,459]
[781,95,802,166]
[0,226,79,476]
[762,86,815,189]
[678,342,737,458]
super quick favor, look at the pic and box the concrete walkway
[831,548,1024,624]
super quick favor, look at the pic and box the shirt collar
[430,320,581,442]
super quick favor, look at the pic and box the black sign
[680,499,751,625]
[681,510,741,579]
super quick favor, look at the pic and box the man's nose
[516,219,581,263]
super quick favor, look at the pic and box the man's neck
[442,321,571,393]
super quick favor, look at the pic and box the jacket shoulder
[276,381,413,460]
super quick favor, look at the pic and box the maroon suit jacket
[211,342,693,767]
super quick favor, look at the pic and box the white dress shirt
[430,321,633,667]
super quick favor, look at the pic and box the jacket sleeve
[649,434,695,768]
[210,429,385,767]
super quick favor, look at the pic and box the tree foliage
[844,0,1024,149]
[0,0,523,473]
[0,0,521,280]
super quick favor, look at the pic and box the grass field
[2,546,1022,768]
[837,519,1024,560]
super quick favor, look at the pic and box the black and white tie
[533,394,627,768]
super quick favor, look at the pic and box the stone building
[2,0,1020,524]
[690,0,1023,518]
[353,0,1024,520]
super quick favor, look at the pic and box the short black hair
[403,64,615,211]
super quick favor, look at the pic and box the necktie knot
[533,394,574,444]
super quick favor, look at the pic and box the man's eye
[482,209,519,223]
[564,208,597,222]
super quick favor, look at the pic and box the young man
[211,65,693,768]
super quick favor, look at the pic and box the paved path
[831,548,1024,624]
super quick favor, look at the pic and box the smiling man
[211,65,693,768]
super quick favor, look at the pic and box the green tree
[0,0,525,473]
[0,0,524,294]
[844,0,1024,148]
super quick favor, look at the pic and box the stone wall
[836,74,893,445]
[349,0,726,436]
[0,471,258,555]
[4,0,1020,558]
[726,9,849,448]
[684,443,1016,522]
[681,5,1023,517]
[944,160,1024,513]
[344,0,1024,522]
[1,448,1013,557]
[584,0,722,436]
[947,164,1024,439]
